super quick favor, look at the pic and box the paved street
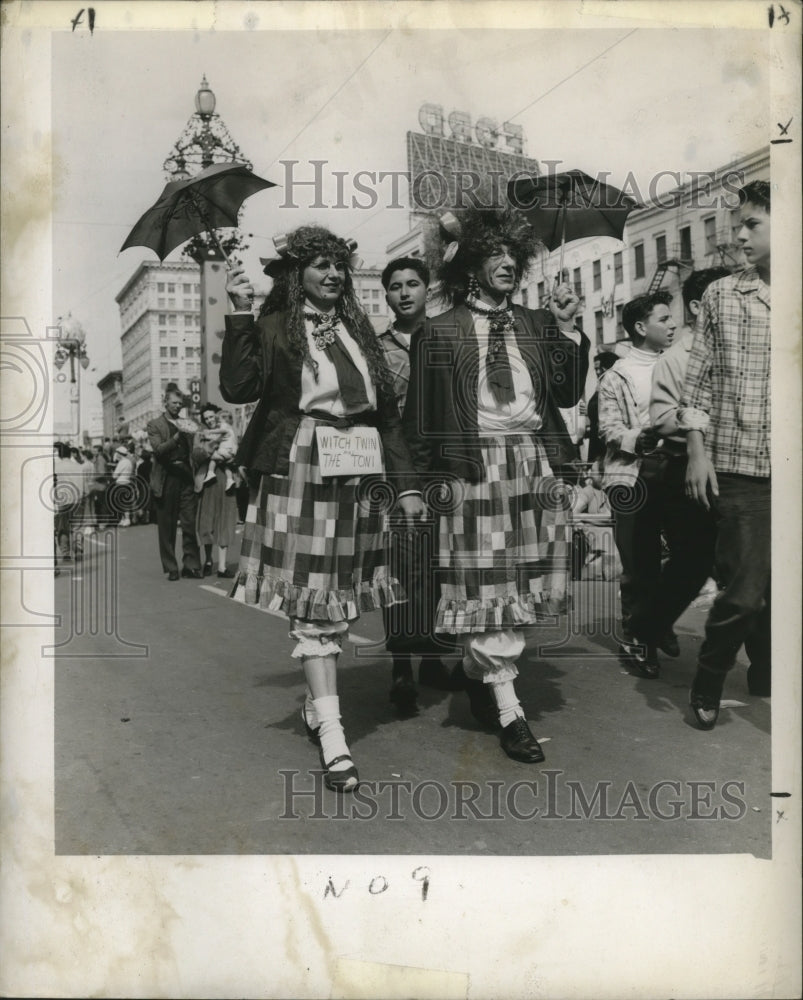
[54,521,771,857]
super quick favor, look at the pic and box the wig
[428,208,543,306]
[259,225,390,388]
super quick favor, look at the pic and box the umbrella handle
[558,205,566,282]
[188,187,232,266]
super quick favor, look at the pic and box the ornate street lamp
[53,313,90,440]
[163,75,252,179]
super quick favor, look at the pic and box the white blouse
[472,313,543,434]
[298,304,377,417]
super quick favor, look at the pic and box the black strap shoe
[689,669,724,729]
[500,717,546,763]
[619,640,660,679]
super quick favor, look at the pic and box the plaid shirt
[377,324,420,417]
[678,267,771,478]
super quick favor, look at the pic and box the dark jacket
[219,311,418,492]
[402,303,589,484]
[146,413,195,498]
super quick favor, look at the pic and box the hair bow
[438,211,462,262]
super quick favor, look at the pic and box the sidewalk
[54,522,772,857]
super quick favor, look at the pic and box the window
[158,313,166,324]
[372,289,380,299]
[537,280,545,306]
[161,379,169,394]
[615,303,624,334]
[595,310,604,343]
[185,346,194,358]
[184,315,193,326]
[169,346,178,358]
[183,283,192,293]
[169,314,177,325]
[183,299,192,309]
[157,283,165,292]
[158,298,166,308]
[159,330,167,339]
[194,283,200,294]
[655,234,667,264]
[592,259,601,291]
[573,268,582,297]
[704,216,717,247]
[520,287,528,308]
[633,243,645,279]
[168,299,176,308]
[160,347,168,358]
[613,252,623,285]
[679,226,692,261]
[167,283,175,293]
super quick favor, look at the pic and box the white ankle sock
[491,680,525,728]
[312,695,351,771]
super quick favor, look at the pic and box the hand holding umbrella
[225,264,255,310]
[549,277,580,327]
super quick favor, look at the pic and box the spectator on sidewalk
[111,443,136,527]
[193,403,239,578]
[147,388,202,581]
[680,181,772,728]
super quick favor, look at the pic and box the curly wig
[428,208,543,306]
[259,225,390,388]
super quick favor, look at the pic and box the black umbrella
[508,169,638,277]
[120,161,276,263]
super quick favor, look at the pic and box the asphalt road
[54,522,771,857]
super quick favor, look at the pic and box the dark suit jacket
[219,311,418,492]
[146,413,195,498]
[402,303,590,484]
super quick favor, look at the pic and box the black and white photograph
[1,1,800,997]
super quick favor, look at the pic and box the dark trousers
[606,483,652,636]
[154,474,201,574]
[697,474,770,682]
[382,513,453,662]
[628,454,716,643]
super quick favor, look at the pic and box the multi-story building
[352,267,391,333]
[114,261,203,433]
[97,370,124,441]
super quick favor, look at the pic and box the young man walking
[680,181,772,727]
[378,256,455,714]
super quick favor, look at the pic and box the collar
[303,299,337,318]
[382,322,421,350]
[733,266,770,308]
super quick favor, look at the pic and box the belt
[655,439,686,458]
[303,408,378,430]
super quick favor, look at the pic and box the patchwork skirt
[435,434,571,634]
[231,416,403,623]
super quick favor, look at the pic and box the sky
[51,25,771,415]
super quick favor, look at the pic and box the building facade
[352,267,391,333]
[97,369,124,441]
[115,261,203,433]
[521,146,770,352]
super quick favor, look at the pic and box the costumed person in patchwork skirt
[403,209,589,764]
[220,226,423,792]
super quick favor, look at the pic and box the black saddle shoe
[689,691,719,729]
[500,717,546,764]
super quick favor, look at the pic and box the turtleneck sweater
[617,345,660,427]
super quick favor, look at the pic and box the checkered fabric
[679,268,771,478]
[377,326,413,416]
[231,417,402,622]
[436,434,571,634]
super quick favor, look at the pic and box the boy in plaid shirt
[679,180,771,728]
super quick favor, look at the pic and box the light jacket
[597,363,645,486]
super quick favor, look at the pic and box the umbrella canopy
[120,161,276,262]
[508,170,638,266]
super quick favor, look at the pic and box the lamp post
[53,313,90,440]
[163,77,253,410]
